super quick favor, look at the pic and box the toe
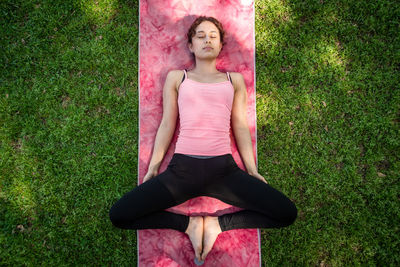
[195,251,201,261]
[201,249,209,261]
[195,247,201,257]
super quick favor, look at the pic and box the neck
[192,58,219,74]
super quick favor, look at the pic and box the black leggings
[109,153,297,233]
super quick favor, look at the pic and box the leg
[200,156,297,261]
[109,155,205,262]
[109,169,190,232]
[207,166,298,232]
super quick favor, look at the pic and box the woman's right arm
[144,70,180,180]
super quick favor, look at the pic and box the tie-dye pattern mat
[138,0,259,266]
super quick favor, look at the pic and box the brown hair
[186,16,226,48]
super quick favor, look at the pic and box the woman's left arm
[231,73,268,184]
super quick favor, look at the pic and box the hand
[142,168,158,183]
[249,171,268,184]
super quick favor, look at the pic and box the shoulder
[166,69,185,90]
[228,72,246,92]
[229,72,244,81]
[166,69,185,81]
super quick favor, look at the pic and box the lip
[203,47,213,50]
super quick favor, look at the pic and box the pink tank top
[174,69,234,156]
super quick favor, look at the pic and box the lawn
[1,0,399,265]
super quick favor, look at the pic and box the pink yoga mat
[138,0,259,266]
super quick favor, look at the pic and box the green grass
[1,0,399,265]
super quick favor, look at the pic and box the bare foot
[185,216,204,262]
[200,216,222,261]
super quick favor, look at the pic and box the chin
[196,52,220,59]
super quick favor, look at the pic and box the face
[188,20,223,59]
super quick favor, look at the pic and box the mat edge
[137,1,141,266]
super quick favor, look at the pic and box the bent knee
[109,204,129,229]
[282,201,298,226]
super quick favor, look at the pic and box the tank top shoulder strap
[181,69,187,83]
[226,71,233,84]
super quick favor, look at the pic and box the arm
[231,73,267,184]
[147,70,179,174]
[231,73,258,175]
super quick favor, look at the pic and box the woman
[109,16,297,265]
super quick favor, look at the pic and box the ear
[188,43,193,53]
